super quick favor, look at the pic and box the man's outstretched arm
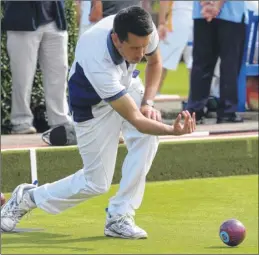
[109,93,196,136]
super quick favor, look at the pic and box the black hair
[113,6,153,42]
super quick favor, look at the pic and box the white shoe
[104,210,148,239]
[11,126,37,134]
[1,184,37,232]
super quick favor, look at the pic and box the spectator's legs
[187,19,219,120]
[39,22,71,127]
[7,31,42,133]
[183,42,193,85]
[217,18,246,120]
[210,59,220,99]
[158,8,192,94]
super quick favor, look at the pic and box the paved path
[1,120,258,150]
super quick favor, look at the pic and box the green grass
[137,62,190,96]
[2,175,258,254]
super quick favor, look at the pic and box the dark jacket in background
[2,1,67,31]
[102,0,141,18]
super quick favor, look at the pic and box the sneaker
[216,113,244,124]
[11,125,37,134]
[104,210,148,239]
[1,184,37,232]
[119,133,124,144]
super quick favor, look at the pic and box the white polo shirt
[68,15,159,122]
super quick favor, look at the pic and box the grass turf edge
[1,137,258,192]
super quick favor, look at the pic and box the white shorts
[159,9,193,70]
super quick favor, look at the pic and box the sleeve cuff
[145,45,158,56]
[104,89,127,102]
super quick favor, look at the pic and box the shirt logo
[132,70,140,78]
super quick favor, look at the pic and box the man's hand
[172,111,196,136]
[110,94,193,136]
[201,3,220,22]
[200,0,213,7]
[158,1,171,40]
[140,105,162,122]
[200,0,224,22]
[158,24,169,41]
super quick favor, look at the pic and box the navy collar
[107,30,124,65]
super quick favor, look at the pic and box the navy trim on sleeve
[145,45,158,56]
[104,89,127,102]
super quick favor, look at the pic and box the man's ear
[111,32,120,45]
[111,32,117,40]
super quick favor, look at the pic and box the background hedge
[1,0,78,134]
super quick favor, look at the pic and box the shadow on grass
[1,231,120,252]
[2,232,118,246]
[205,245,238,249]
[2,245,92,253]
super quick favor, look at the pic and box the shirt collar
[107,30,124,65]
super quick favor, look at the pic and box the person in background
[94,0,141,20]
[2,1,71,134]
[77,0,141,36]
[208,1,258,108]
[76,0,92,37]
[186,0,247,124]
[158,1,193,94]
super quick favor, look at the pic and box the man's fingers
[160,31,166,40]
[200,0,209,6]
[183,111,190,127]
[189,119,194,133]
[151,110,156,120]
[142,107,163,122]
[182,110,187,120]
[183,111,190,134]
[186,111,194,133]
[174,113,182,125]
[187,112,196,133]
[185,110,192,119]
[156,110,162,122]
[183,111,193,133]
[145,110,152,119]
[158,26,168,41]
[200,0,213,7]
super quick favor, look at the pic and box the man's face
[112,32,150,64]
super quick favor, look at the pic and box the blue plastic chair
[247,11,259,75]
[238,11,259,112]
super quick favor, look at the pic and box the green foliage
[0,0,78,133]
[65,0,79,68]
[1,2,12,133]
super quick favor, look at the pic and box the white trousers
[159,9,193,70]
[33,78,159,216]
[7,22,70,127]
